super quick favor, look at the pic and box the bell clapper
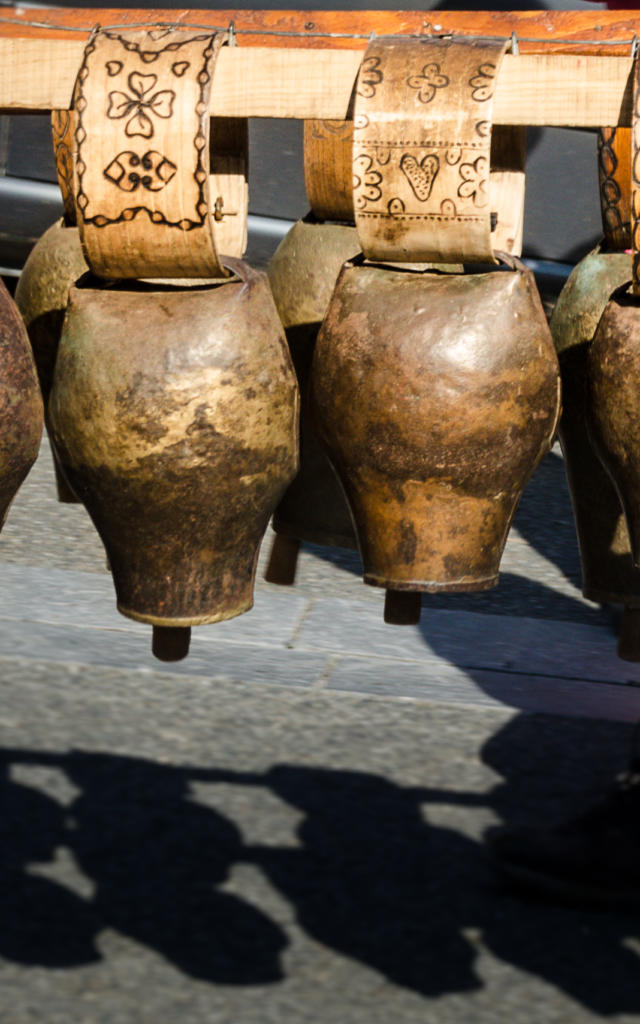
[384,589,422,626]
[617,607,640,662]
[152,626,192,663]
[265,534,301,586]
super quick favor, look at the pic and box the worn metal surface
[48,260,299,632]
[0,276,43,524]
[587,287,640,570]
[266,218,360,559]
[15,219,88,502]
[550,247,638,608]
[312,257,561,598]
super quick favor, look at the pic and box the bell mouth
[117,597,254,627]
[363,572,499,593]
[72,270,240,294]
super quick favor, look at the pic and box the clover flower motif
[357,57,383,100]
[458,156,488,207]
[469,63,497,103]
[107,72,175,139]
[407,63,449,105]
[353,153,383,208]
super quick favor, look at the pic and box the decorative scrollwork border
[74,31,215,232]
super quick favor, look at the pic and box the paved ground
[1,436,640,1023]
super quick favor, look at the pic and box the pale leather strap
[72,28,247,279]
[632,55,640,293]
[353,35,524,264]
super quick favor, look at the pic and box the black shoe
[486,760,640,908]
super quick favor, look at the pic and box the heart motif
[400,153,439,202]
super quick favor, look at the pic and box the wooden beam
[1,8,640,54]
[0,39,634,127]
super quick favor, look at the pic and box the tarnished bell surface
[49,260,299,634]
[587,287,640,570]
[267,218,360,555]
[15,220,89,503]
[550,247,639,607]
[312,258,561,594]
[0,278,43,523]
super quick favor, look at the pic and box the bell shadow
[5,743,640,1013]
[0,749,287,983]
[248,733,640,1015]
[0,746,490,998]
[510,447,585,589]
[247,763,484,997]
[0,760,100,966]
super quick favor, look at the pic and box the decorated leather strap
[353,34,525,264]
[598,126,631,252]
[72,28,247,279]
[632,54,640,293]
[51,109,77,226]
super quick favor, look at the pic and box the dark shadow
[4,742,640,1013]
[0,760,100,966]
[511,448,582,584]
[432,0,547,11]
[0,749,287,983]
[477,712,640,1016]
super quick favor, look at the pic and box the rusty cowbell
[265,216,361,585]
[15,219,88,503]
[49,266,299,660]
[264,118,361,585]
[0,278,44,524]
[13,112,88,503]
[586,59,640,660]
[311,35,560,625]
[550,126,640,660]
[48,28,298,660]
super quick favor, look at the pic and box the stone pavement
[1,438,640,1023]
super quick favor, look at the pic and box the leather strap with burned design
[72,28,247,279]
[632,56,640,293]
[51,109,78,226]
[353,35,525,264]
[598,126,631,252]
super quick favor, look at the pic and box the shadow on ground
[2,715,640,1013]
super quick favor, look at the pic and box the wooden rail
[0,9,639,125]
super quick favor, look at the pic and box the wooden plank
[494,54,633,127]
[0,38,85,110]
[2,8,640,54]
[1,40,632,127]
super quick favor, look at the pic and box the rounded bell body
[267,218,360,551]
[49,263,299,626]
[15,219,89,502]
[550,246,639,605]
[312,259,561,592]
[0,278,43,522]
[587,287,640,570]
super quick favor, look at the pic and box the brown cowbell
[265,218,361,583]
[49,260,299,660]
[0,277,43,523]
[15,219,89,503]
[551,249,640,604]
[588,288,640,575]
[311,257,561,614]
